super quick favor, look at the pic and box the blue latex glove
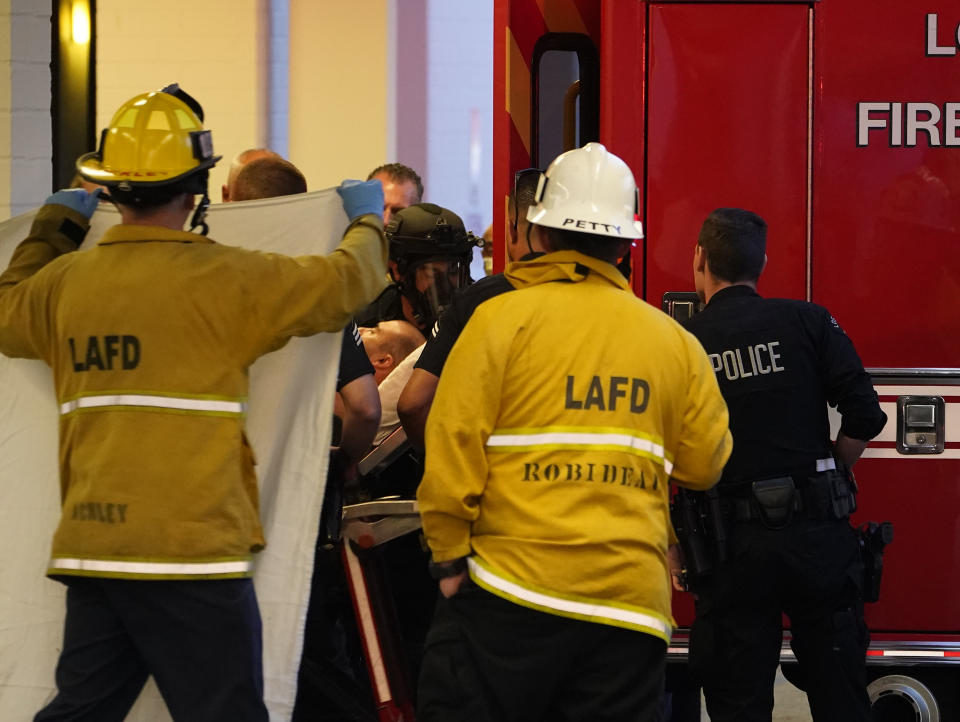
[337,179,384,221]
[44,188,103,219]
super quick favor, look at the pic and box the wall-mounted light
[53,0,97,190]
[72,0,90,45]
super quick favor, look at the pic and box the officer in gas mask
[356,203,479,334]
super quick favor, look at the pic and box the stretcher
[335,427,431,722]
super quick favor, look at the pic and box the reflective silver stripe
[876,650,949,658]
[468,558,672,640]
[486,431,673,474]
[49,558,252,575]
[342,543,393,702]
[60,394,245,415]
[815,457,836,472]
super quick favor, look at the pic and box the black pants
[689,517,870,722]
[418,582,666,722]
[35,577,269,722]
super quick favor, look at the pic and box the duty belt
[720,458,855,526]
[721,457,836,498]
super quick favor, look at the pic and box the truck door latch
[662,291,704,322]
[896,396,945,454]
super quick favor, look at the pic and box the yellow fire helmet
[78,84,220,190]
[77,84,221,232]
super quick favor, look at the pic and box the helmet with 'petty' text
[527,142,644,240]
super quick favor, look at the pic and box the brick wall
[0,0,52,220]
[96,0,389,197]
[96,0,268,202]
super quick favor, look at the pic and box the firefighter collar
[504,250,630,292]
[97,224,217,246]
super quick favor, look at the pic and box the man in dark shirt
[334,321,380,471]
[679,208,887,722]
[397,169,545,448]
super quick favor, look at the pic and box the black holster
[802,468,857,521]
[858,521,894,603]
[671,487,729,588]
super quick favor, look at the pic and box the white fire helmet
[526,142,644,240]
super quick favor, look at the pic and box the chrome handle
[896,396,944,454]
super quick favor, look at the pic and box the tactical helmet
[385,203,480,330]
[77,84,221,233]
[527,142,644,240]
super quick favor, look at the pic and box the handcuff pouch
[750,477,796,530]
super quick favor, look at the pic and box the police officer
[679,208,888,722]
[0,84,387,722]
[415,144,732,722]
[397,168,545,449]
[355,203,479,334]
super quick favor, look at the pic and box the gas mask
[399,255,472,331]
[386,202,480,331]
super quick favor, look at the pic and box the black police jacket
[683,285,887,484]
[416,252,543,377]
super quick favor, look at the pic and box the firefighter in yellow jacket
[416,143,732,722]
[0,85,388,722]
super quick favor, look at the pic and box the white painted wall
[267,0,289,157]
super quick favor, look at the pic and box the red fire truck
[490,0,960,719]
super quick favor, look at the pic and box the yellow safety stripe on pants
[485,426,674,475]
[59,393,247,417]
[467,557,672,643]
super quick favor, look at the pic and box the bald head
[222,148,281,202]
[230,157,307,202]
[359,321,426,384]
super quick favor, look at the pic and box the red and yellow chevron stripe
[493,0,600,272]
